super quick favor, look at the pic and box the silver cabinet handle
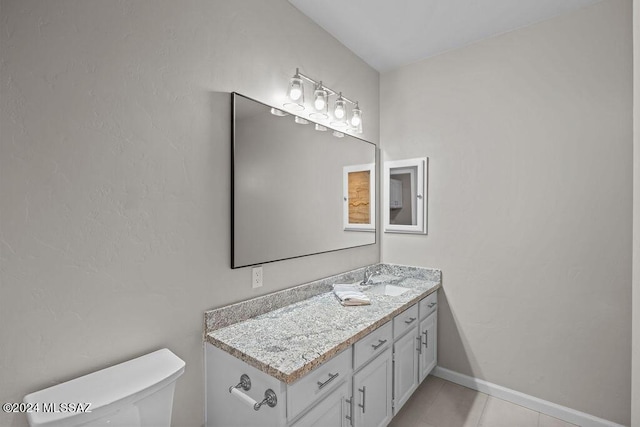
[428,302,437,308]
[358,386,366,413]
[416,336,422,354]
[371,339,387,350]
[317,372,339,390]
[404,317,417,325]
[423,330,428,348]
[345,397,353,426]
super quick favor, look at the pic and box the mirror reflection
[343,163,375,231]
[383,157,428,235]
[389,167,417,226]
[232,93,376,268]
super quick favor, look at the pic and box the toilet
[23,348,185,427]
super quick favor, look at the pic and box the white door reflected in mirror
[383,157,427,234]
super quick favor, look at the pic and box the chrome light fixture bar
[284,68,363,134]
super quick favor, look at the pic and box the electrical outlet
[252,266,263,289]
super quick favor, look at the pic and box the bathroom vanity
[204,264,440,427]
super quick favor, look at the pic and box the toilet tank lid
[23,348,185,427]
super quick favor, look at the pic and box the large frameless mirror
[383,157,428,234]
[232,93,376,268]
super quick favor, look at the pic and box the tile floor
[389,376,578,427]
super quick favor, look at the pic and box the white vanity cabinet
[206,290,439,427]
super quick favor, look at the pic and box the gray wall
[633,1,640,425]
[380,0,632,424]
[0,1,379,426]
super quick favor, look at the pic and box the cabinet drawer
[393,303,419,339]
[289,380,351,427]
[287,347,352,421]
[353,321,392,371]
[419,292,438,319]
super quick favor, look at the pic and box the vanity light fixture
[283,68,363,134]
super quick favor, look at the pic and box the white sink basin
[368,284,410,297]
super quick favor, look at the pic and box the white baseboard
[431,367,626,427]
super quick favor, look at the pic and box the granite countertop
[205,265,441,384]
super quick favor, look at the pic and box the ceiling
[288,0,604,72]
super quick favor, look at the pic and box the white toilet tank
[23,348,185,427]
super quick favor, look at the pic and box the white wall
[0,1,379,425]
[381,0,632,424]
[632,1,640,425]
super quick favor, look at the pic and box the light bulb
[351,115,361,126]
[284,71,305,111]
[290,86,302,101]
[313,85,327,114]
[334,94,346,120]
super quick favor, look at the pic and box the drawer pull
[371,339,388,350]
[428,302,437,308]
[404,317,417,325]
[345,397,353,426]
[358,386,366,413]
[416,336,422,354]
[423,330,428,348]
[317,372,339,390]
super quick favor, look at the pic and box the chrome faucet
[361,267,381,286]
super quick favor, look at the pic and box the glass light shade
[289,77,303,101]
[315,124,327,131]
[270,108,288,117]
[294,116,309,125]
[283,72,305,111]
[334,97,346,119]
[309,84,329,120]
[331,94,348,128]
[314,86,327,111]
[350,104,363,134]
[332,131,345,138]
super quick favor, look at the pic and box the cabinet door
[353,348,393,427]
[393,327,419,415]
[419,312,437,383]
[290,380,351,427]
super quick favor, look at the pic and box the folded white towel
[333,284,370,306]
